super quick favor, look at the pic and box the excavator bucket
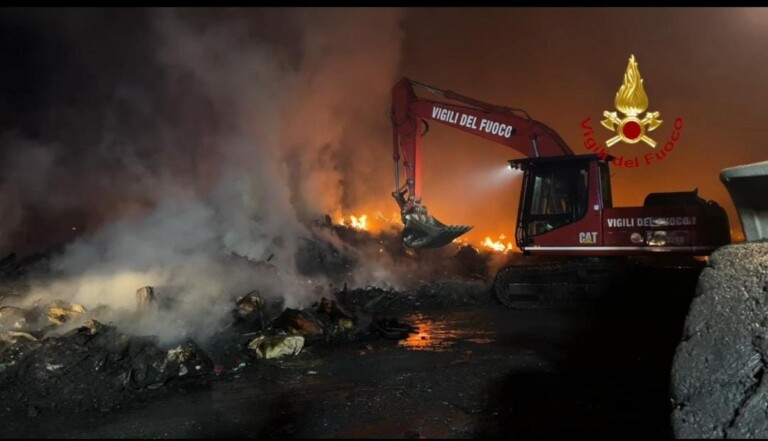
[401,213,472,249]
[392,191,472,248]
[721,161,768,242]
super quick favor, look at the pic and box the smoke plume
[0,8,405,343]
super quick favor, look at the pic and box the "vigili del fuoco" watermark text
[580,116,683,168]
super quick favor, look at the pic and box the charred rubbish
[0,319,213,414]
[231,290,268,333]
[135,286,156,312]
[272,308,326,339]
[0,244,705,439]
[248,335,305,360]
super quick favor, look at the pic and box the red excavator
[390,77,731,307]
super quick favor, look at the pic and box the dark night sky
[0,7,765,253]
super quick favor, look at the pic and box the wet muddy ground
[0,285,693,439]
[0,248,702,438]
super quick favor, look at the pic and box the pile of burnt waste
[0,277,491,417]
[0,285,372,413]
[0,225,506,417]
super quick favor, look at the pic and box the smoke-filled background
[0,7,766,341]
[0,7,403,255]
[0,8,406,342]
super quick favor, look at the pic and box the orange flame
[482,234,514,253]
[336,208,519,253]
[338,214,369,230]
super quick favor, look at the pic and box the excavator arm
[391,77,574,248]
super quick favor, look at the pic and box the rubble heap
[0,318,211,414]
[672,242,768,438]
[0,227,503,417]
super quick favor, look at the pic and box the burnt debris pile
[298,219,511,287]
[0,223,504,416]
[0,292,216,414]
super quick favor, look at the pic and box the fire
[336,208,517,254]
[482,234,514,253]
[338,214,368,230]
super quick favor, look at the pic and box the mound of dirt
[671,242,768,438]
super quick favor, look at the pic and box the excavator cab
[512,154,605,249]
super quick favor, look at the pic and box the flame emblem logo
[601,55,662,147]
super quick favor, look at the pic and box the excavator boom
[391,77,573,248]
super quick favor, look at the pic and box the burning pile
[481,235,515,253]
[0,209,518,417]
[334,211,517,254]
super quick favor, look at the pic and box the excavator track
[493,258,629,309]
[493,256,706,309]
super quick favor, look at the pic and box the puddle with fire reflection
[397,311,496,352]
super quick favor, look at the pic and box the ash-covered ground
[0,224,704,438]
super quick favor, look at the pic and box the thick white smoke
[4,8,405,344]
